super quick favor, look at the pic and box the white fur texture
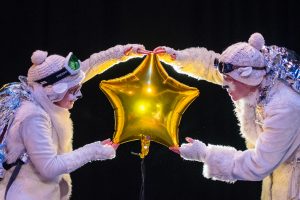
[62,142,115,174]
[203,144,237,183]
[180,140,207,162]
[82,44,145,82]
[157,47,223,85]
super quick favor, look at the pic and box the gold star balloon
[100,53,199,158]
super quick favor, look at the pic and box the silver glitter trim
[262,45,300,94]
[0,82,33,164]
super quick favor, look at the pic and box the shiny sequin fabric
[262,45,300,93]
[0,82,32,164]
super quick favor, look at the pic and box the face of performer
[222,75,258,101]
[55,84,82,109]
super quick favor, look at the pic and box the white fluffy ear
[237,67,252,77]
[52,83,68,94]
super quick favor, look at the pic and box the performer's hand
[101,138,113,145]
[111,143,119,150]
[101,138,119,150]
[154,46,177,60]
[169,146,180,154]
[123,44,148,58]
[179,137,207,162]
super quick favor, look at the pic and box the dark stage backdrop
[1,0,299,199]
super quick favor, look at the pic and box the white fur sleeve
[59,141,115,174]
[20,115,115,180]
[159,47,223,85]
[203,103,300,183]
[80,44,145,82]
[202,144,238,183]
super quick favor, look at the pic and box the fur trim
[4,85,74,199]
[6,101,48,163]
[30,83,73,153]
[203,144,238,183]
[233,90,261,146]
[30,84,74,196]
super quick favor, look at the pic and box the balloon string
[140,158,145,200]
[130,152,146,200]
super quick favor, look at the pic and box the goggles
[36,52,81,87]
[214,58,266,74]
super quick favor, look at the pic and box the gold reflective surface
[100,53,199,157]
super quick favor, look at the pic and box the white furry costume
[0,44,143,200]
[159,47,300,200]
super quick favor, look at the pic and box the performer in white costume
[157,33,300,200]
[0,44,145,200]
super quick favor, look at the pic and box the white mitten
[93,142,116,160]
[62,141,116,173]
[180,138,207,162]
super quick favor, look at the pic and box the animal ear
[52,83,68,94]
[237,67,253,77]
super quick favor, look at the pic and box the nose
[74,90,83,100]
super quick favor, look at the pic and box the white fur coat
[0,84,74,200]
[160,47,300,200]
[0,45,136,200]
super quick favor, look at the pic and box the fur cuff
[203,144,237,183]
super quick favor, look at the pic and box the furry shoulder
[266,81,300,112]
[14,100,50,123]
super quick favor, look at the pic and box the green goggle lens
[68,54,80,70]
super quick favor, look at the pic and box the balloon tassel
[139,135,151,159]
[130,135,151,158]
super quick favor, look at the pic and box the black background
[1,0,300,199]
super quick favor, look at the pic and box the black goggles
[214,58,266,74]
[36,52,80,87]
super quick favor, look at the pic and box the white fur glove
[62,141,116,174]
[180,137,207,162]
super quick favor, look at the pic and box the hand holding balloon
[175,137,207,162]
[154,46,177,61]
[123,44,147,58]
[101,138,119,150]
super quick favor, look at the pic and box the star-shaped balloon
[100,53,199,158]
